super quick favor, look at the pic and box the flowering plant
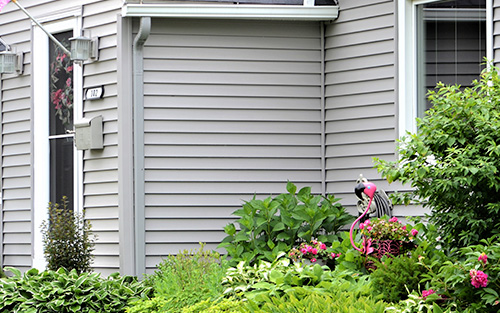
[288,239,335,263]
[360,217,418,242]
[50,40,73,131]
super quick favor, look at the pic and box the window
[49,31,74,207]
[32,16,83,269]
[398,0,491,136]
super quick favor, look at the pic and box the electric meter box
[74,115,103,150]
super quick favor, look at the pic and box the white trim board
[122,4,339,21]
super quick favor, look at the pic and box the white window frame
[32,15,84,270]
[397,0,493,138]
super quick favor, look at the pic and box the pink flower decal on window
[470,269,488,288]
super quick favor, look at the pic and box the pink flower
[66,78,72,87]
[411,229,418,236]
[367,226,372,231]
[359,223,365,230]
[470,269,488,288]
[320,243,327,250]
[66,65,73,73]
[402,225,407,230]
[300,248,307,254]
[311,248,318,255]
[422,289,435,299]
[478,253,488,265]
[310,258,317,263]
[331,253,336,258]
[306,245,313,252]
[389,217,398,223]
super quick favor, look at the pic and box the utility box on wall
[74,115,103,150]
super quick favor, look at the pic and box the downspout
[320,22,326,197]
[132,16,151,277]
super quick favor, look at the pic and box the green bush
[219,182,354,266]
[127,245,229,313]
[40,196,95,273]
[374,66,500,249]
[0,267,152,313]
[417,236,500,312]
[370,247,426,302]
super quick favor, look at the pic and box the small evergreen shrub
[370,248,426,303]
[40,196,95,273]
[0,267,152,313]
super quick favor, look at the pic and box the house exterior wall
[0,0,122,274]
[142,18,325,272]
[324,0,400,215]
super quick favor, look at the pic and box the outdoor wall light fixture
[0,50,23,74]
[69,35,99,63]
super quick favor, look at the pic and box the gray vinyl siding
[0,0,37,271]
[324,0,397,215]
[142,18,323,272]
[81,0,122,275]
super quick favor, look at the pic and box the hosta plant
[0,267,152,313]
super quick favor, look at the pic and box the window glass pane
[49,31,73,135]
[417,0,486,117]
[49,31,74,207]
[50,137,74,206]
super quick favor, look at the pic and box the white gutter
[122,4,339,21]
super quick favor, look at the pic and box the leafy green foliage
[370,247,427,302]
[386,292,458,313]
[127,244,229,313]
[0,267,152,313]
[243,288,388,313]
[219,182,354,265]
[417,236,500,312]
[40,196,95,273]
[181,298,243,313]
[374,66,500,248]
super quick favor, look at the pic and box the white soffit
[122,4,339,21]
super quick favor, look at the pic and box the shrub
[40,196,95,273]
[0,267,152,313]
[374,66,500,249]
[127,244,229,313]
[219,182,354,265]
[417,236,500,312]
[370,247,426,303]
